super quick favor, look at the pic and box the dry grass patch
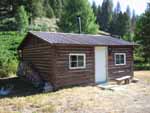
[134,71,150,83]
[0,71,150,113]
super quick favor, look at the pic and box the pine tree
[131,10,136,32]
[15,6,29,33]
[27,0,45,18]
[50,0,63,18]
[135,4,150,62]
[110,2,130,37]
[58,0,99,34]
[126,5,131,18]
[110,12,130,37]
[147,3,150,11]
[44,0,54,18]
[114,1,121,14]
[99,0,113,31]
[124,5,132,40]
[92,1,97,17]
[97,5,101,26]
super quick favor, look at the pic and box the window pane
[78,56,84,62]
[116,59,120,64]
[115,54,125,65]
[71,55,77,61]
[69,54,86,69]
[71,61,77,67]
[120,55,124,64]
[116,55,120,64]
[78,61,84,67]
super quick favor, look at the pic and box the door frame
[94,46,108,84]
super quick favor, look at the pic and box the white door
[95,47,107,84]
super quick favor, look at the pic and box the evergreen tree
[110,12,130,37]
[44,0,54,18]
[114,1,121,14]
[147,3,150,11]
[110,2,130,38]
[135,4,150,62]
[97,5,101,26]
[92,1,97,17]
[124,5,131,40]
[58,0,98,34]
[50,0,63,18]
[27,0,45,18]
[131,10,136,32]
[126,5,131,18]
[99,0,113,31]
[15,6,29,33]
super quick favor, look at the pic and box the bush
[0,32,24,77]
[0,18,17,31]
[134,63,150,70]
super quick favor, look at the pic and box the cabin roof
[18,31,136,49]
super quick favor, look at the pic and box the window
[69,54,86,69]
[115,53,126,65]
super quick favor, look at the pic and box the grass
[134,71,150,83]
[0,71,150,113]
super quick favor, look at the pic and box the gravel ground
[0,71,150,113]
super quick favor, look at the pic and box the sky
[89,0,150,15]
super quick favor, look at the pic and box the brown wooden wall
[20,34,134,89]
[108,46,134,80]
[21,35,55,84]
[53,46,95,89]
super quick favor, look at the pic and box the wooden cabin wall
[108,46,134,80]
[21,35,55,85]
[53,45,95,89]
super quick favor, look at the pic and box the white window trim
[114,53,126,66]
[69,53,86,69]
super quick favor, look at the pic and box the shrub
[0,32,24,77]
[134,63,150,70]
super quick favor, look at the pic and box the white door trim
[95,46,108,84]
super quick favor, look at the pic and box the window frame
[114,53,126,66]
[69,53,86,69]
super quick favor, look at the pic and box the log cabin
[18,31,135,89]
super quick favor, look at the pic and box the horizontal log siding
[21,36,55,84]
[54,46,95,89]
[108,46,134,80]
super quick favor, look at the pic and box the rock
[17,61,43,87]
[43,82,53,92]
[0,85,14,96]
[131,78,139,83]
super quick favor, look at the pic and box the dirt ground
[0,71,150,113]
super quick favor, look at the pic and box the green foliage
[0,32,24,77]
[99,0,113,31]
[27,0,45,18]
[49,0,63,18]
[134,63,150,70]
[114,1,121,14]
[134,8,150,63]
[131,10,137,32]
[123,32,134,41]
[92,1,97,17]
[126,5,131,18]
[0,18,17,31]
[109,12,131,37]
[58,0,99,34]
[15,6,29,33]
[44,0,55,18]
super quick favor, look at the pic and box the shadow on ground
[0,77,42,98]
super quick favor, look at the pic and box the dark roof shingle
[19,31,135,49]
[30,31,135,46]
